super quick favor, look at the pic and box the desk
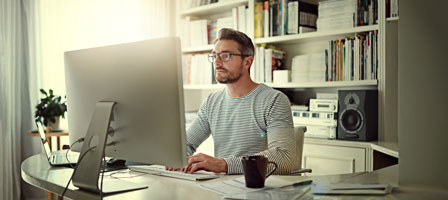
[21,154,448,200]
[28,129,69,200]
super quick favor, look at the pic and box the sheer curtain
[0,0,35,199]
[1,0,176,199]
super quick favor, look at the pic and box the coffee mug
[242,155,278,188]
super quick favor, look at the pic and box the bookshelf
[254,25,379,44]
[386,17,399,22]
[178,0,398,145]
[184,80,377,90]
[267,80,378,89]
[180,0,249,17]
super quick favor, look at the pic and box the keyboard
[129,165,219,181]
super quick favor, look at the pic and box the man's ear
[244,56,254,68]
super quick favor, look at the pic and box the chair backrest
[293,126,306,171]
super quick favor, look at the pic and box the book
[232,7,238,31]
[254,0,263,38]
[299,26,316,33]
[237,5,247,33]
[312,183,393,195]
[264,48,273,83]
[263,1,269,38]
[288,0,318,34]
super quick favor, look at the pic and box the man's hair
[215,28,254,57]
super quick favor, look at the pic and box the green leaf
[40,89,48,96]
[34,88,67,127]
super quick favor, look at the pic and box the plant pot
[47,116,60,130]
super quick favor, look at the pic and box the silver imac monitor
[64,37,187,193]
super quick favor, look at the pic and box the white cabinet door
[302,144,366,175]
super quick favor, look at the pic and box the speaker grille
[339,108,364,134]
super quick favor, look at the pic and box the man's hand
[165,166,182,171]
[182,153,227,174]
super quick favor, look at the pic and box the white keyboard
[129,165,219,181]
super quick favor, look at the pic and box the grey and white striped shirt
[186,84,295,174]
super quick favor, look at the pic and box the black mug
[242,155,278,188]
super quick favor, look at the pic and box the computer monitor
[64,37,187,193]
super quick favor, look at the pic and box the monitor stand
[72,102,147,194]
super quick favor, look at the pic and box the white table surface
[22,154,447,200]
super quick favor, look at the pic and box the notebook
[36,121,79,166]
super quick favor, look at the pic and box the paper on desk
[199,176,293,196]
[225,185,311,200]
[312,183,393,195]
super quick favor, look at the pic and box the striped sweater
[186,84,295,174]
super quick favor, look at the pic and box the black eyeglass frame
[207,52,251,63]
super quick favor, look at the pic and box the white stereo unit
[292,111,337,125]
[292,111,337,139]
[294,124,336,139]
[309,99,338,113]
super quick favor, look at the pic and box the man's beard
[215,65,243,84]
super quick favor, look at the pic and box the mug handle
[265,161,278,178]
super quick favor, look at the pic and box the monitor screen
[64,37,187,168]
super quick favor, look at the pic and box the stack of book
[287,0,318,35]
[252,45,286,83]
[182,54,215,85]
[357,0,378,26]
[254,0,318,38]
[180,5,249,49]
[291,53,326,83]
[317,0,357,32]
[325,31,378,82]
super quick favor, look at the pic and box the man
[171,28,295,175]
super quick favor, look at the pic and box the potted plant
[35,89,67,130]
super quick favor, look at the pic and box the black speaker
[337,90,378,141]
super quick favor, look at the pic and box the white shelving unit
[180,0,249,17]
[178,1,399,175]
[267,80,378,89]
[255,25,379,44]
[179,1,382,92]
[386,17,399,22]
[184,80,377,90]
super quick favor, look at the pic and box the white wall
[398,0,448,190]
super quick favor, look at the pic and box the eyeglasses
[208,52,249,63]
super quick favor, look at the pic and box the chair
[290,126,312,175]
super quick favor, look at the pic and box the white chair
[290,126,312,175]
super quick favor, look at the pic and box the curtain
[1,0,176,199]
[0,0,34,199]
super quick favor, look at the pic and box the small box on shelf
[273,70,290,83]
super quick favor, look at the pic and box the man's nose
[214,56,223,66]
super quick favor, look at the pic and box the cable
[100,156,105,199]
[61,146,95,198]
[108,169,147,179]
[61,141,116,198]
[65,137,85,168]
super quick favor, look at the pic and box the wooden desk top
[28,132,69,137]
[21,154,448,200]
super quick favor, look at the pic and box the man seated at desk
[169,28,296,175]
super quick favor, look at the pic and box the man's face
[212,40,246,84]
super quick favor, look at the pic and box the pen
[292,180,313,187]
